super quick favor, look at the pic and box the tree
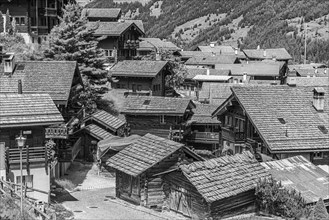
[5,9,11,33]
[0,11,4,33]
[311,198,329,220]
[255,177,311,219]
[44,3,110,114]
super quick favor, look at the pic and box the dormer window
[313,87,325,111]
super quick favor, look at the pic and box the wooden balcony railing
[221,126,245,143]
[187,132,219,143]
[7,146,46,165]
[119,40,140,49]
[44,8,57,17]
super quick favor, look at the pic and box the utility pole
[304,20,307,64]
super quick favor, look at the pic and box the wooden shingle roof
[287,77,329,87]
[185,68,230,80]
[189,104,218,124]
[83,124,114,141]
[199,83,234,105]
[122,96,195,115]
[231,85,329,152]
[261,156,329,204]
[0,93,64,128]
[90,20,144,36]
[216,62,283,76]
[106,133,185,176]
[0,61,79,104]
[185,55,240,65]
[242,48,292,60]
[180,151,270,203]
[85,110,125,132]
[83,8,121,19]
[138,38,180,51]
[109,60,168,77]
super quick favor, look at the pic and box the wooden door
[169,188,192,217]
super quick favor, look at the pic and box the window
[137,85,142,91]
[15,17,19,24]
[160,115,165,124]
[117,84,120,89]
[20,17,25,25]
[313,152,323,159]
[104,49,113,57]
[132,84,136,92]
[16,175,33,189]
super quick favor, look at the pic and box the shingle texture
[261,156,329,204]
[199,83,234,105]
[185,55,239,65]
[232,85,329,151]
[87,110,125,131]
[0,93,63,127]
[190,104,218,124]
[106,133,184,176]
[84,8,121,18]
[122,96,194,115]
[216,62,283,76]
[242,48,292,60]
[138,38,180,51]
[290,77,329,86]
[197,45,246,59]
[185,68,230,80]
[180,151,270,203]
[109,60,168,77]
[0,61,78,102]
[83,124,114,140]
[90,20,144,36]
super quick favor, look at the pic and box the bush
[311,198,329,220]
[54,179,76,191]
[0,196,29,220]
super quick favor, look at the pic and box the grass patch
[54,179,76,191]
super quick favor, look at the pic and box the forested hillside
[86,0,329,64]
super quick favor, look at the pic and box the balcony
[30,26,49,35]
[221,126,245,143]
[187,132,219,143]
[119,40,140,49]
[44,8,57,17]
[7,146,46,165]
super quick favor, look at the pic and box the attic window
[16,64,25,71]
[278,118,286,124]
[143,100,151,105]
[318,125,328,134]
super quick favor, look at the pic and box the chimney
[234,78,238,84]
[243,72,247,82]
[206,68,210,76]
[4,53,15,75]
[210,42,215,48]
[287,77,296,86]
[313,87,325,111]
[257,45,260,50]
[263,50,267,57]
[155,51,161,61]
[18,79,22,94]
[235,48,238,56]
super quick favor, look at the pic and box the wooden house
[0,55,83,121]
[106,133,203,208]
[185,104,220,157]
[242,48,292,64]
[0,93,64,202]
[109,60,173,97]
[137,38,180,57]
[185,54,241,69]
[0,0,67,44]
[212,85,329,165]
[162,151,270,219]
[88,19,145,61]
[83,8,122,22]
[121,96,195,139]
[261,156,329,207]
[195,45,246,60]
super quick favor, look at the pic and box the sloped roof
[185,55,239,65]
[190,104,218,124]
[199,83,234,105]
[83,124,114,141]
[193,75,232,82]
[0,93,63,128]
[138,38,180,51]
[180,151,270,203]
[287,77,329,87]
[0,61,79,103]
[216,62,283,76]
[83,8,121,19]
[261,156,329,204]
[109,60,168,77]
[231,85,329,152]
[175,51,213,59]
[106,133,184,176]
[85,110,125,132]
[242,48,292,60]
[197,45,246,59]
[122,96,195,115]
[185,68,230,80]
[90,20,144,36]
[290,68,328,77]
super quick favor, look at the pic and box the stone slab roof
[261,156,329,204]
[122,96,195,115]
[232,85,329,152]
[180,151,270,203]
[0,93,63,128]
[0,61,79,103]
[109,60,168,77]
[106,133,184,176]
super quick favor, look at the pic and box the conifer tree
[0,11,4,33]
[5,9,11,33]
[312,198,329,220]
[44,3,109,113]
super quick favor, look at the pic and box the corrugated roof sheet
[106,133,184,176]
[261,156,329,204]
[232,85,329,152]
[83,8,121,18]
[180,151,270,203]
[185,55,239,65]
[86,110,125,132]
[122,96,194,115]
[109,60,168,77]
[90,20,144,36]
[243,48,292,60]
[0,61,79,102]
[0,93,64,127]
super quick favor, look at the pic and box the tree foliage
[0,11,4,33]
[5,9,11,33]
[255,177,312,219]
[44,3,110,113]
[310,198,329,220]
